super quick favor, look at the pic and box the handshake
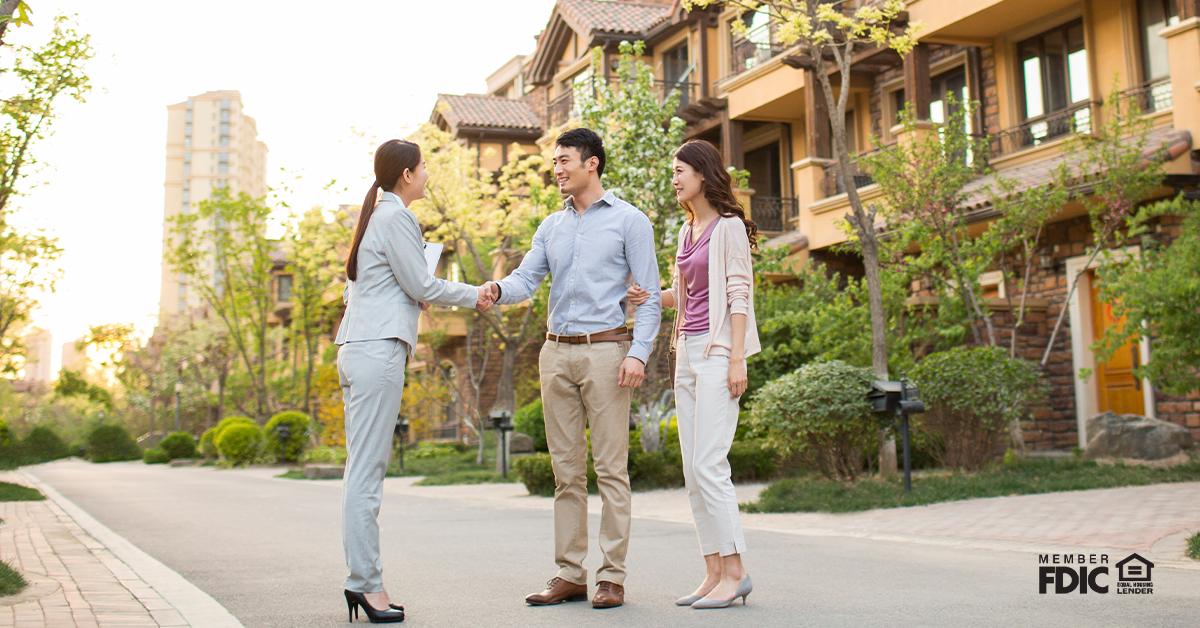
[474,281,501,312]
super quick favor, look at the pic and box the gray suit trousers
[338,338,407,592]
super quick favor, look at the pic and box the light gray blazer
[334,192,477,354]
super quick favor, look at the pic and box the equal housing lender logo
[1038,552,1154,595]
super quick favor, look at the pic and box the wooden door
[1089,271,1145,415]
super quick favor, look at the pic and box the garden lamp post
[275,422,292,463]
[490,410,513,479]
[173,381,182,433]
[394,415,409,472]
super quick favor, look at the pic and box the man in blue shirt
[487,128,661,609]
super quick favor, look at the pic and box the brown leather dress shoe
[592,581,624,609]
[525,577,587,606]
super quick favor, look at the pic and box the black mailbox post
[491,410,514,479]
[868,379,926,493]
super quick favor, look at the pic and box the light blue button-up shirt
[495,190,662,363]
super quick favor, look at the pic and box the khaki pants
[539,338,632,586]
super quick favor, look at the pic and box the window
[731,8,777,73]
[276,275,293,303]
[1017,19,1091,145]
[1138,0,1179,111]
[663,42,691,107]
[930,66,974,164]
[891,88,906,127]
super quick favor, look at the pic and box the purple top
[678,218,719,336]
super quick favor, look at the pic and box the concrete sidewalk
[360,472,1200,569]
[0,471,239,628]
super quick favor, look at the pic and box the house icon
[1116,553,1154,582]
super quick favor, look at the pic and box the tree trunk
[815,59,897,476]
[0,1,21,49]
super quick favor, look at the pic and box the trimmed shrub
[22,426,70,463]
[215,415,256,434]
[302,446,347,465]
[410,442,460,460]
[216,423,264,466]
[159,432,197,460]
[630,450,683,490]
[0,419,13,449]
[199,428,219,459]
[86,424,142,463]
[514,453,555,496]
[202,416,254,460]
[728,438,777,482]
[263,411,312,463]
[748,360,876,481]
[142,448,170,464]
[513,399,547,452]
[910,346,1044,470]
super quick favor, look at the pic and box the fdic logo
[1038,553,1154,595]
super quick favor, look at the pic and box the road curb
[21,469,244,627]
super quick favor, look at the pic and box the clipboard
[423,242,443,275]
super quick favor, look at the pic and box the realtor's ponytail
[345,140,421,280]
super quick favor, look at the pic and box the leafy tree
[578,40,686,407]
[282,206,351,418]
[165,189,277,420]
[409,122,556,464]
[1039,90,1165,367]
[1094,196,1200,395]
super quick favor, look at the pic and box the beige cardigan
[664,216,761,359]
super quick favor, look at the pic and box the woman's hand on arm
[626,283,673,309]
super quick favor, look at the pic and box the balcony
[728,24,789,79]
[547,91,574,128]
[751,196,797,233]
[545,79,705,129]
[822,160,875,197]
[990,102,1093,158]
[1120,78,1173,115]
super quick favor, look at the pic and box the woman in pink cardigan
[628,139,760,610]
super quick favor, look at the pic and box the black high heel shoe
[344,590,405,623]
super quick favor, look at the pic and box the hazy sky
[9,0,555,373]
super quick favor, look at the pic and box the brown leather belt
[545,326,633,345]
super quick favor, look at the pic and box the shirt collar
[380,190,404,207]
[565,190,616,214]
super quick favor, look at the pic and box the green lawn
[0,481,43,502]
[0,561,26,597]
[1187,532,1200,561]
[279,432,519,485]
[744,457,1200,514]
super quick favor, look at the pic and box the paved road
[25,460,1200,627]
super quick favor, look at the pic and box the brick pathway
[0,473,186,628]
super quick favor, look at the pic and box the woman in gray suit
[336,139,494,623]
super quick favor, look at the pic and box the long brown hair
[345,139,422,281]
[674,139,758,250]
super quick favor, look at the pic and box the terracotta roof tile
[436,94,542,132]
[558,0,673,37]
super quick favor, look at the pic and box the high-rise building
[19,327,52,384]
[60,337,87,376]
[158,90,268,322]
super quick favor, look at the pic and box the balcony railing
[545,79,702,128]
[990,101,1093,158]
[822,159,875,197]
[751,196,797,232]
[547,91,574,128]
[729,24,789,78]
[1120,78,1173,115]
